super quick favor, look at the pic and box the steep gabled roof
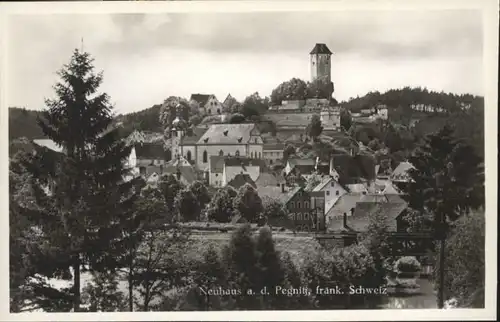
[163,165,197,184]
[255,172,280,187]
[327,202,407,233]
[309,43,333,55]
[190,94,213,106]
[227,174,256,189]
[390,161,415,181]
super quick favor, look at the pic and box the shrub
[394,256,422,273]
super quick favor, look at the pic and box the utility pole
[435,171,447,309]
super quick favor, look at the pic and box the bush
[394,256,421,273]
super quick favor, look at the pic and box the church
[171,121,264,173]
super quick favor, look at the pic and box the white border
[0,0,497,321]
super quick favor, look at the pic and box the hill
[8,87,484,159]
[8,108,45,141]
[341,86,482,114]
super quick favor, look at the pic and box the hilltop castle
[310,43,334,97]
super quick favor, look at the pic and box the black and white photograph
[1,0,497,320]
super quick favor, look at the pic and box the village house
[207,155,265,187]
[189,94,223,115]
[326,201,409,247]
[262,142,285,165]
[227,174,257,190]
[208,156,225,187]
[311,175,348,216]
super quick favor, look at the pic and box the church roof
[181,127,208,145]
[197,124,258,145]
[310,43,333,55]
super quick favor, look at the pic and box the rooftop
[190,94,214,107]
[197,124,258,145]
[181,127,208,145]
[164,165,197,184]
[255,172,282,187]
[310,43,333,55]
[257,185,302,206]
[227,174,256,189]
[325,193,389,218]
[328,202,408,233]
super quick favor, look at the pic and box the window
[258,152,261,159]
[304,213,309,221]
[203,150,208,163]
[304,201,309,208]
[336,190,339,196]
[297,202,301,208]
[219,150,224,156]
[326,191,330,196]
[290,202,295,208]
[270,160,273,164]
[235,150,240,156]
[186,150,192,161]
[215,173,219,177]
[331,182,335,187]
[255,138,258,143]
[251,151,254,158]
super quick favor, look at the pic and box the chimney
[343,212,347,228]
[329,156,334,176]
[176,168,181,180]
[281,183,286,193]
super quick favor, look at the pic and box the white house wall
[320,180,348,215]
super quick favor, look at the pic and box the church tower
[170,103,185,161]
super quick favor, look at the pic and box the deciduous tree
[306,114,323,141]
[206,187,237,223]
[232,184,263,223]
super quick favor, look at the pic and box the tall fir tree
[400,124,484,308]
[21,49,140,311]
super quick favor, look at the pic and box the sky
[6,9,483,115]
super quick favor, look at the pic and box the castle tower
[310,43,334,100]
[310,43,332,83]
